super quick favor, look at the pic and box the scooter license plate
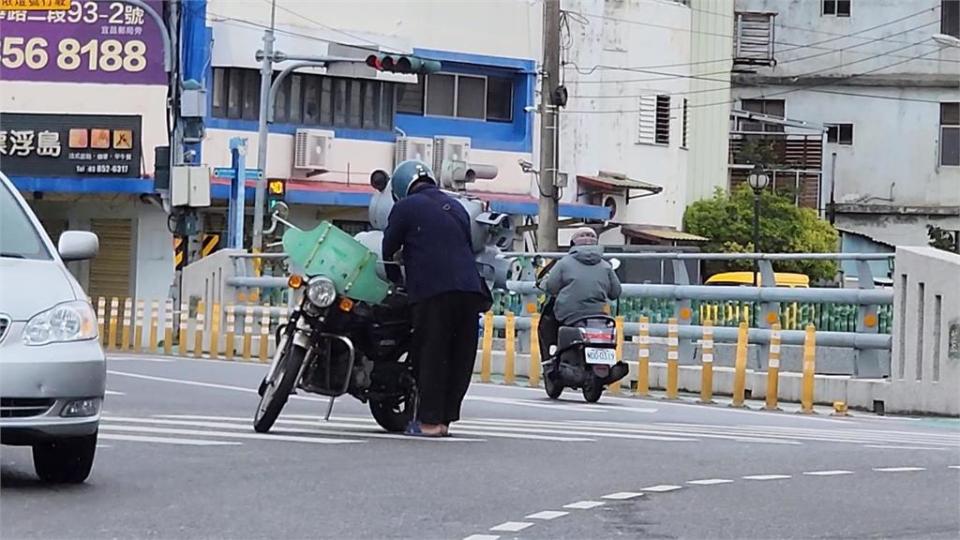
[585,347,617,365]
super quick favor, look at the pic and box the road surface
[2,355,958,539]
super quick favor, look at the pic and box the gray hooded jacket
[544,246,622,323]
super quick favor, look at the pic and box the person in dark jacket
[382,160,489,437]
[544,227,622,324]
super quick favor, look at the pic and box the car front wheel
[32,431,97,484]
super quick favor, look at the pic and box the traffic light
[364,54,441,75]
[267,178,285,210]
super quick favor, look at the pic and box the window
[456,75,486,120]
[823,0,850,17]
[826,123,854,145]
[486,76,513,122]
[0,182,52,261]
[211,67,395,131]
[655,95,671,145]
[941,102,960,167]
[425,74,457,117]
[944,0,960,38]
[681,98,689,148]
[397,77,425,114]
[739,98,786,132]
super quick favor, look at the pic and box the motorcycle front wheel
[253,342,305,433]
[369,389,416,433]
[543,363,564,400]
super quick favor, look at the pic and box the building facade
[729,0,960,258]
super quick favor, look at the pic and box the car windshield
[0,181,52,261]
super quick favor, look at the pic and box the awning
[481,192,610,221]
[577,171,663,201]
[621,224,708,243]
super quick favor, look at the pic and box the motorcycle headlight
[23,300,99,346]
[305,277,337,308]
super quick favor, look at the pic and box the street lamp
[747,165,770,287]
[932,33,960,48]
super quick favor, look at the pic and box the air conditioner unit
[394,136,434,167]
[433,135,471,175]
[589,193,624,222]
[294,129,335,170]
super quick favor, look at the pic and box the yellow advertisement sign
[0,0,71,10]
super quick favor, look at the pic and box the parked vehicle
[705,271,810,288]
[253,208,415,433]
[0,171,104,484]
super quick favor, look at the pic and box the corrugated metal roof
[577,172,662,193]
[621,225,709,242]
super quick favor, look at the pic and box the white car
[0,171,105,483]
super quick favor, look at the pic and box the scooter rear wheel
[544,368,564,400]
[582,382,603,403]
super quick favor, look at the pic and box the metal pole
[252,0,278,252]
[753,190,761,287]
[536,0,561,252]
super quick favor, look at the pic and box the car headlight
[23,300,99,346]
[305,277,337,308]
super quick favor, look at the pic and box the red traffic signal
[365,54,382,69]
[364,54,441,75]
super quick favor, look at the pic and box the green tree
[683,187,840,282]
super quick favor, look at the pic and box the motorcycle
[536,259,629,403]
[253,207,416,434]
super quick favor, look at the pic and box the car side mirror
[58,231,99,262]
[609,258,621,271]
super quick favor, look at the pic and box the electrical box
[171,165,212,207]
[180,88,207,118]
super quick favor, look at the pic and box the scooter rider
[541,227,622,347]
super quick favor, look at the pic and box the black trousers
[411,291,484,425]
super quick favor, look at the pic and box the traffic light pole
[252,0,279,254]
[536,0,561,252]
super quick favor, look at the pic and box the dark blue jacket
[382,185,486,303]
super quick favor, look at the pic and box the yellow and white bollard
[637,316,650,397]
[700,320,715,404]
[209,303,221,359]
[610,315,625,395]
[529,312,541,388]
[242,306,254,361]
[178,301,189,356]
[120,298,133,351]
[665,317,679,399]
[163,299,174,356]
[224,304,236,360]
[107,297,120,350]
[765,323,782,411]
[193,301,206,359]
[96,297,106,346]
[480,311,494,383]
[133,299,144,353]
[801,323,816,414]
[732,321,749,408]
[258,309,271,362]
[504,312,516,385]
[148,300,159,353]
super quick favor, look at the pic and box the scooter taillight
[581,329,615,343]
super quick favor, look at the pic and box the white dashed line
[641,484,683,492]
[863,445,948,451]
[464,535,500,540]
[873,467,926,472]
[525,510,568,520]
[742,474,792,481]
[563,500,605,509]
[687,478,734,485]
[803,470,854,476]
[602,492,645,500]
[949,465,960,469]
[105,390,125,396]
[489,522,533,532]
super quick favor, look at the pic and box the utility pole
[252,0,279,253]
[536,0,561,252]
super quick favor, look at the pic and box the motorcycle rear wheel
[369,390,415,433]
[253,343,305,433]
[582,382,603,403]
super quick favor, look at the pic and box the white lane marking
[742,475,792,481]
[107,370,329,402]
[949,465,960,469]
[489,522,533,532]
[105,390,125,396]
[98,433,240,446]
[653,422,959,447]
[463,535,500,540]
[873,467,926,472]
[162,414,596,443]
[465,395,604,413]
[642,485,683,492]
[563,501,605,509]
[525,511,568,520]
[96,444,112,448]
[802,470,854,476]
[687,478,734,485]
[568,420,801,445]
[863,445,949,451]
[100,424,363,445]
[602,492,644,500]
[104,416,479,443]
